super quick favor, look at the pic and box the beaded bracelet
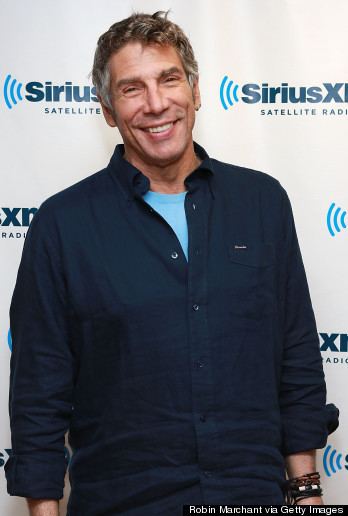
[285,472,323,505]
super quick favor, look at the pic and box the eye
[123,86,143,97]
[164,76,180,84]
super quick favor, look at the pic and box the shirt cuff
[5,453,67,500]
[281,403,339,456]
[325,403,339,435]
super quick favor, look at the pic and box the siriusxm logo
[4,75,23,109]
[220,76,239,110]
[0,207,37,227]
[3,74,100,115]
[320,333,348,352]
[323,445,348,477]
[320,333,348,365]
[0,449,12,468]
[220,76,348,116]
[327,202,347,237]
[1,207,37,240]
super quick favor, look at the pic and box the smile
[144,122,174,133]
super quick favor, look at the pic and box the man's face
[100,42,201,171]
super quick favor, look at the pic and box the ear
[192,77,201,111]
[99,96,117,128]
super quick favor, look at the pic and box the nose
[143,83,169,115]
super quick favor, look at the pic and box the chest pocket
[229,242,274,267]
[228,242,275,320]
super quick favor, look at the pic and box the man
[6,11,338,516]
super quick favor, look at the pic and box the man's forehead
[108,42,186,81]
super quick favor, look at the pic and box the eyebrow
[115,67,184,90]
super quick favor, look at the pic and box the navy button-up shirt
[6,143,335,514]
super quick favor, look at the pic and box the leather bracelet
[285,472,323,505]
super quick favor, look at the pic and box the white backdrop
[0,1,347,512]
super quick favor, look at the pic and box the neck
[124,145,201,194]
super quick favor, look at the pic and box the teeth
[146,123,173,133]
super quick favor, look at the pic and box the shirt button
[171,251,179,259]
[192,304,200,311]
[192,203,196,210]
[195,360,204,368]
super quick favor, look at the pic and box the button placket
[186,181,217,477]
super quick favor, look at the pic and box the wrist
[285,471,323,505]
[296,496,323,505]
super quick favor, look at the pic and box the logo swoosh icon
[220,75,239,110]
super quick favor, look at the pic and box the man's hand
[27,499,59,516]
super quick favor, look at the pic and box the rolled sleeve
[278,188,338,456]
[5,204,74,499]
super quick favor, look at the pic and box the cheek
[186,105,196,127]
[115,116,137,138]
[113,100,138,126]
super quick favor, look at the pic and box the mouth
[142,121,176,133]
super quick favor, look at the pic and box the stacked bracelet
[285,472,323,505]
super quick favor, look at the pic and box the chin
[149,151,182,167]
[149,143,187,164]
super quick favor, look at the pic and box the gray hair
[92,11,199,110]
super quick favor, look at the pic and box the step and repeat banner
[0,0,347,512]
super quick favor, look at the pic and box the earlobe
[192,79,201,111]
[194,95,201,111]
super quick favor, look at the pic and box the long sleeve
[278,188,338,455]
[5,204,74,499]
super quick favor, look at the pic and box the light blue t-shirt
[143,190,188,260]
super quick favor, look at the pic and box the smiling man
[6,11,338,516]
[102,43,201,181]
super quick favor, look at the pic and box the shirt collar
[107,142,215,200]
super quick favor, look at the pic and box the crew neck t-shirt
[143,190,188,260]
